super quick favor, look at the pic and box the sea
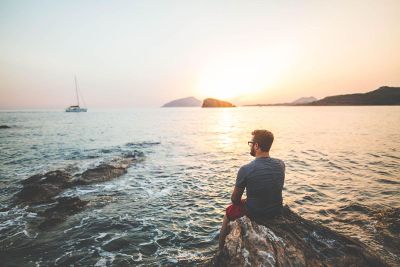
[0,106,399,266]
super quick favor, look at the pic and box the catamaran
[66,76,87,112]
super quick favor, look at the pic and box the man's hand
[231,186,245,205]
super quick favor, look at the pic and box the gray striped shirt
[235,157,285,217]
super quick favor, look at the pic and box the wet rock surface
[38,197,89,229]
[373,207,400,260]
[213,206,389,267]
[10,153,142,229]
[14,170,73,204]
[76,163,128,185]
[14,154,139,205]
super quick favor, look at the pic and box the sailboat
[66,76,87,112]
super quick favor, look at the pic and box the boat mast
[74,75,80,107]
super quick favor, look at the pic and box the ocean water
[0,106,399,266]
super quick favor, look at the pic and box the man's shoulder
[270,157,285,169]
[237,161,256,176]
[271,157,284,164]
[241,160,257,170]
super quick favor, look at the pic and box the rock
[11,155,141,231]
[202,98,235,108]
[0,125,11,129]
[15,170,73,204]
[38,197,89,229]
[75,163,127,185]
[42,197,89,216]
[21,170,72,187]
[14,155,139,204]
[213,206,388,267]
[162,96,202,107]
[15,183,63,205]
[102,237,130,252]
[373,207,400,261]
[75,154,139,185]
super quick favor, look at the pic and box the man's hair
[252,129,274,152]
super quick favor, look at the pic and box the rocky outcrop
[11,152,143,228]
[202,98,235,108]
[162,97,202,107]
[38,197,89,229]
[15,170,73,204]
[14,153,140,205]
[213,206,388,267]
[75,164,127,185]
[0,125,11,129]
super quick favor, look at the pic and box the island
[202,98,235,108]
[162,97,202,107]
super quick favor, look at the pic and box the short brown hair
[252,130,274,152]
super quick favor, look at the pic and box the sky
[0,0,399,108]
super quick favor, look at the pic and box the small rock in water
[15,170,73,204]
[75,163,128,185]
[0,125,11,129]
[38,197,89,229]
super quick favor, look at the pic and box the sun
[196,65,262,99]
[195,53,283,100]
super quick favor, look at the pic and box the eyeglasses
[248,141,255,147]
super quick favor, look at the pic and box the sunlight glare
[196,46,293,100]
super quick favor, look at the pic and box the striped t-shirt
[235,157,285,218]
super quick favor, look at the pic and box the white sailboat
[66,76,87,112]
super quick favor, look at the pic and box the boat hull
[65,107,87,112]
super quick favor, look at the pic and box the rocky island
[202,98,235,108]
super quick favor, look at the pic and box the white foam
[134,252,143,262]
[22,229,38,238]
[94,257,107,267]
[63,216,90,233]
[95,232,108,241]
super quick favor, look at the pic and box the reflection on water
[0,106,399,266]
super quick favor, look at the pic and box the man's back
[219,129,282,249]
[236,157,285,218]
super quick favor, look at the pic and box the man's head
[249,129,274,157]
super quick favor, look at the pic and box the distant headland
[306,86,400,106]
[246,86,400,106]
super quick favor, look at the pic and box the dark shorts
[226,199,247,221]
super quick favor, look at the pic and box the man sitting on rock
[219,129,285,249]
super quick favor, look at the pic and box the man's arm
[231,186,245,205]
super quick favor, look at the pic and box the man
[218,129,285,249]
